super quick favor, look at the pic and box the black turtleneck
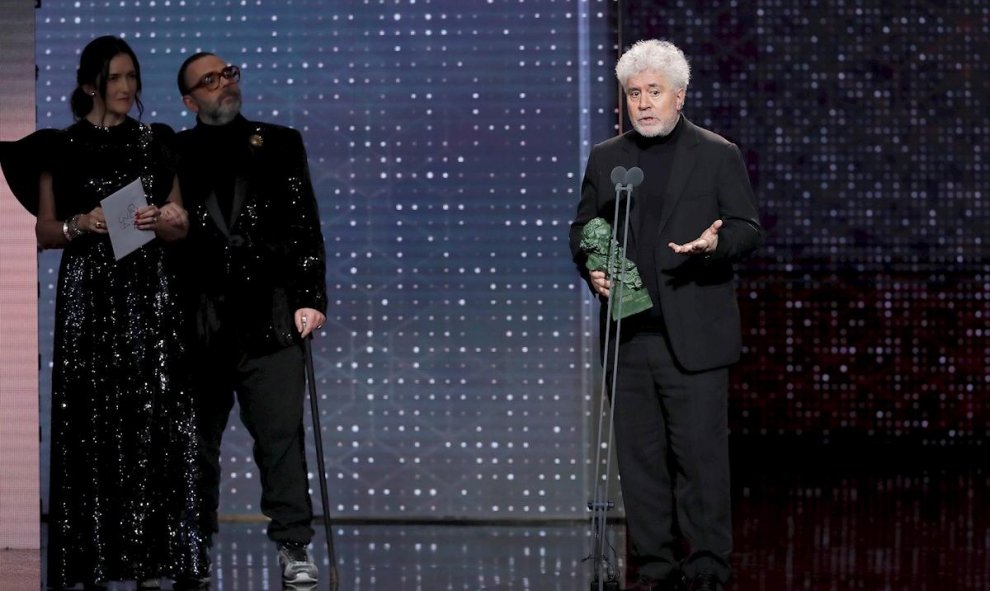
[193,114,252,223]
[630,115,684,324]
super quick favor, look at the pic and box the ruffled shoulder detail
[149,122,178,171]
[149,121,176,140]
[0,128,66,215]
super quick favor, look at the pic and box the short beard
[633,112,679,138]
[199,90,242,126]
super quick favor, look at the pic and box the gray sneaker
[276,542,318,585]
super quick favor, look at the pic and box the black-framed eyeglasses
[187,65,241,93]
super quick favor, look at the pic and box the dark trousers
[195,342,314,544]
[611,330,732,583]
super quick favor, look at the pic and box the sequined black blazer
[175,117,327,354]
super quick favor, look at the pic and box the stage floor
[18,448,989,590]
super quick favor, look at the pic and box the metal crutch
[302,327,340,589]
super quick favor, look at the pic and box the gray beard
[200,96,242,126]
[632,114,679,138]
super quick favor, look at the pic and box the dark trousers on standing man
[195,341,314,545]
[610,329,733,584]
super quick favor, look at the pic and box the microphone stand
[588,167,642,591]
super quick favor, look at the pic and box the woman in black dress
[2,36,209,589]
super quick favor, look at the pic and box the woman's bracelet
[62,214,84,242]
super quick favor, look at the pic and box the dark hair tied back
[70,35,144,121]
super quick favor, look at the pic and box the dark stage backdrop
[32,1,988,520]
[620,1,989,446]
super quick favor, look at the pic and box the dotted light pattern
[35,0,616,518]
[623,1,989,444]
[33,0,986,523]
[211,523,595,590]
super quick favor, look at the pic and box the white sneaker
[276,542,318,585]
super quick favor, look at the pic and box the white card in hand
[100,178,154,261]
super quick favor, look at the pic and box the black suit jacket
[570,117,762,372]
[175,117,327,354]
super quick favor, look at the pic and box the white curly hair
[615,39,691,91]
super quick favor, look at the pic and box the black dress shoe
[685,572,722,591]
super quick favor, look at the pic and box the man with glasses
[173,52,327,586]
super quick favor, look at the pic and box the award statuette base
[610,287,652,321]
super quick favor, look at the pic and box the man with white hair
[570,40,763,591]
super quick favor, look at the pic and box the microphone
[625,167,644,187]
[610,166,627,190]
